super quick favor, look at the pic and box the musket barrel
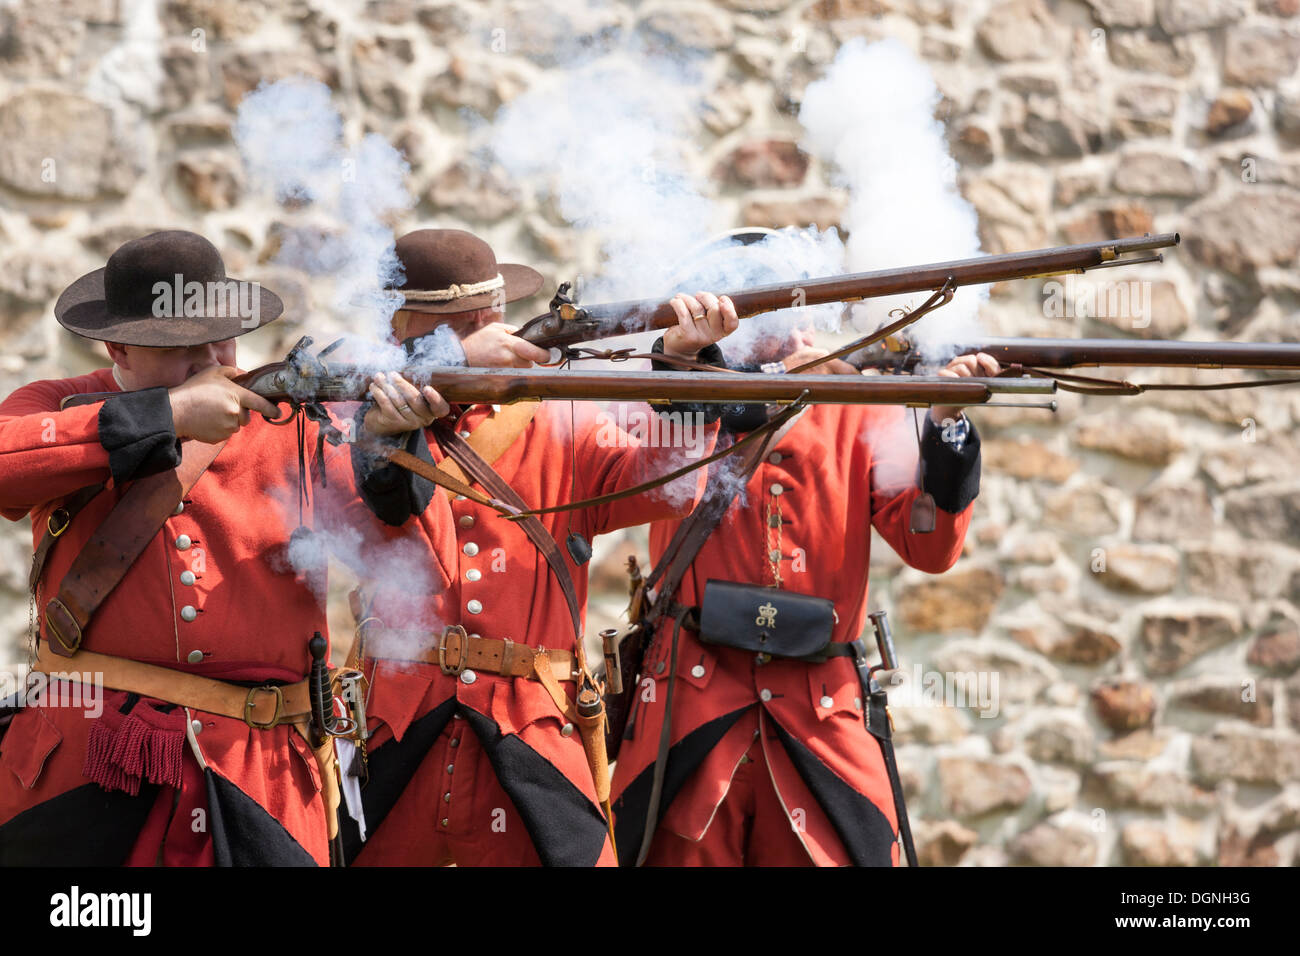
[403,367,1055,407]
[850,337,1300,371]
[59,368,1054,411]
[516,233,1181,349]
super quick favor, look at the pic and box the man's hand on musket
[663,291,740,360]
[930,351,1001,424]
[461,321,552,368]
[363,371,450,437]
[169,366,282,444]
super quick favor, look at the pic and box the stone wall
[2,0,1299,865]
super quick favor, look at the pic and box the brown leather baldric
[29,482,106,591]
[44,440,226,657]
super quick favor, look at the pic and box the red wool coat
[0,367,391,866]
[610,402,979,866]
[347,399,716,867]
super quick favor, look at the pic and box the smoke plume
[800,37,986,360]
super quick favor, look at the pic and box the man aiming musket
[609,228,1003,867]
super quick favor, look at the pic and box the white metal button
[175,534,192,550]
[469,634,481,640]
[180,605,197,622]
[459,515,474,528]
[768,453,782,465]
[655,661,666,675]
[190,719,203,735]
[440,818,449,827]
[467,599,483,614]
[443,792,451,803]
[446,764,454,774]
[450,738,459,747]
[820,695,834,708]
[466,569,481,582]
[173,501,184,515]
[854,697,862,710]
[458,430,471,439]
[760,688,772,702]
[180,570,195,586]
[187,650,203,664]
[769,483,783,496]
[560,723,574,737]
[460,669,477,684]
[455,494,466,501]
[463,542,479,556]
[690,664,706,678]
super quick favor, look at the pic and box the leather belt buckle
[44,598,83,656]
[438,625,470,677]
[47,508,71,538]
[244,685,284,730]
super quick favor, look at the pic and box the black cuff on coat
[920,415,982,514]
[649,337,728,424]
[350,406,437,526]
[97,387,182,484]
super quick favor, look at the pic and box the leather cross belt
[367,624,577,683]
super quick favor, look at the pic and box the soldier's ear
[105,342,130,367]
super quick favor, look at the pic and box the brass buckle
[44,599,83,656]
[438,625,469,677]
[47,508,71,538]
[244,685,284,730]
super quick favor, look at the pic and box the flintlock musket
[514,233,1181,351]
[60,336,1057,412]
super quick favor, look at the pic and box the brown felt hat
[54,230,283,347]
[390,228,544,315]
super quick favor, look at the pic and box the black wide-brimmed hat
[54,230,283,347]
[390,229,544,315]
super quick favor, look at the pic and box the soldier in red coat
[342,229,738,866]
[0,230,449,866]
[610,237,1000,866]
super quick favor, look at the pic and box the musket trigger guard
[261,402,298,426]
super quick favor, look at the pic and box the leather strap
[44,440,226,658]
[29,482,106,590]
[433,402,538,500]
[505,398,805,519]
[33,642,327,729]
[366,625,577,683]
[431,423,617,849]
[635,605,689,867]
[433,423,587,659]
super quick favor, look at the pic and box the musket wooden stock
[60,366,1055,411]
[515,233,1180,350]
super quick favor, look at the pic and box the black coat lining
[0,782,160,866]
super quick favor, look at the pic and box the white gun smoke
[234,79,454,650]
[234,78,414,354]
[800,38,988,482]
[800,37,987,360]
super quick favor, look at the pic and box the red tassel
[83,695,187,795]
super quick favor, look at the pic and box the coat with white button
[346,398,716,866]
[610,402,982,866]
[0,367,401,866]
